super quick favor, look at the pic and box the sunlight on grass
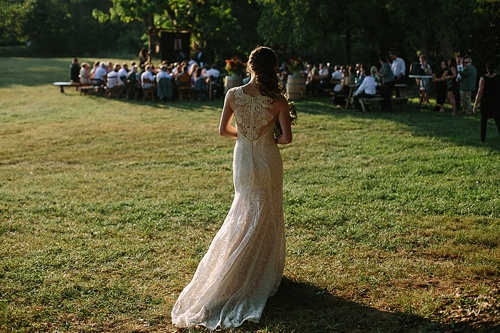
[0,58,499,332]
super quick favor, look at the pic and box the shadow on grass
[244,277,498,333]
[296,96,500,151]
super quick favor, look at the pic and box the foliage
[0,1,499,80]
[0,0,28,45]
[17,0,139,56]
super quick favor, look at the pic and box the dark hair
[486,61,496,74]
[448,58,457,68]
[247,46,284,99]
[195,67,203,77]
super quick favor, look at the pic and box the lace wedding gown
[171,87,286,330]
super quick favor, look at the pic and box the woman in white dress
[171,46,293,330]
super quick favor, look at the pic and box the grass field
[0,57,499,332]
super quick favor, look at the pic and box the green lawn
[0,57,499,332]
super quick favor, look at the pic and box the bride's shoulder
[273,94,288,107]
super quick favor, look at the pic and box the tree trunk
[437,28,454,60]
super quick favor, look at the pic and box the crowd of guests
[68,52,499,142]
[279,52,481,115]
[69,57,224,101]
[277,52,499,142]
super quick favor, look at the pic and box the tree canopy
[0,0,498,70]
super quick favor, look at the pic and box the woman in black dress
[444,58,459,115]
[473,61,500,143]
[433,61,448,113]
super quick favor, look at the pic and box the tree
[0,0,29,45]
[94,0,263,66]
[18,0,133,56]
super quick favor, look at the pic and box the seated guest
[90,60,100,77]
[127,65,139,84]
[193,67,209,100]
[353,68,377,111]
[79,62,91,85]
[318,63,330,92]
[171,62,181,77]
[141,64,156,89]
[106,61,114,73]
[356,63,366,85]
[331,65,343,82]
[93,62,108,85]
[118,63,129,86]
[107,64,123,89]
[188,63,200,86]
[205,64,220,78]
[306,67,321,95]
[124,65,140,99]
[156,64,173,101]
[156,64,172,81]
[332,68,352,107]
[205,64,222,98]
[318,63,329,79]
[370,66,380,84]
[175,65,190,85]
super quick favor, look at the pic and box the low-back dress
[171,86,286,330]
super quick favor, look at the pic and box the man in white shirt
[93,62,108,85]
[141,64,156,89]
[106,67,119,89]
[389,51,406,96]
[318,63,329,78]
[390,51,406,79]
[353,69,377,111]
[156,65,172,82]
[117,63,129,85]
[331,65,343,81]
[205,64,220,78]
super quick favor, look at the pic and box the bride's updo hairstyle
[248,46,284,100]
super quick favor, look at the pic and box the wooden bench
[79,85,96,95]
[359,96,409,112]
[359,96,384,112]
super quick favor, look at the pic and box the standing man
[459,57,477,115]
[389,51,406,97]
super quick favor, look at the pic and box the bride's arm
[275,97,292,144]
[219,89,237,138]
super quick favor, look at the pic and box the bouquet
[274,101,298,139]
[225,56,246,76]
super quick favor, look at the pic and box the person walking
[171,46,293,330]
[473,61,500,143]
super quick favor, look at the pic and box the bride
[171,46,293,330]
